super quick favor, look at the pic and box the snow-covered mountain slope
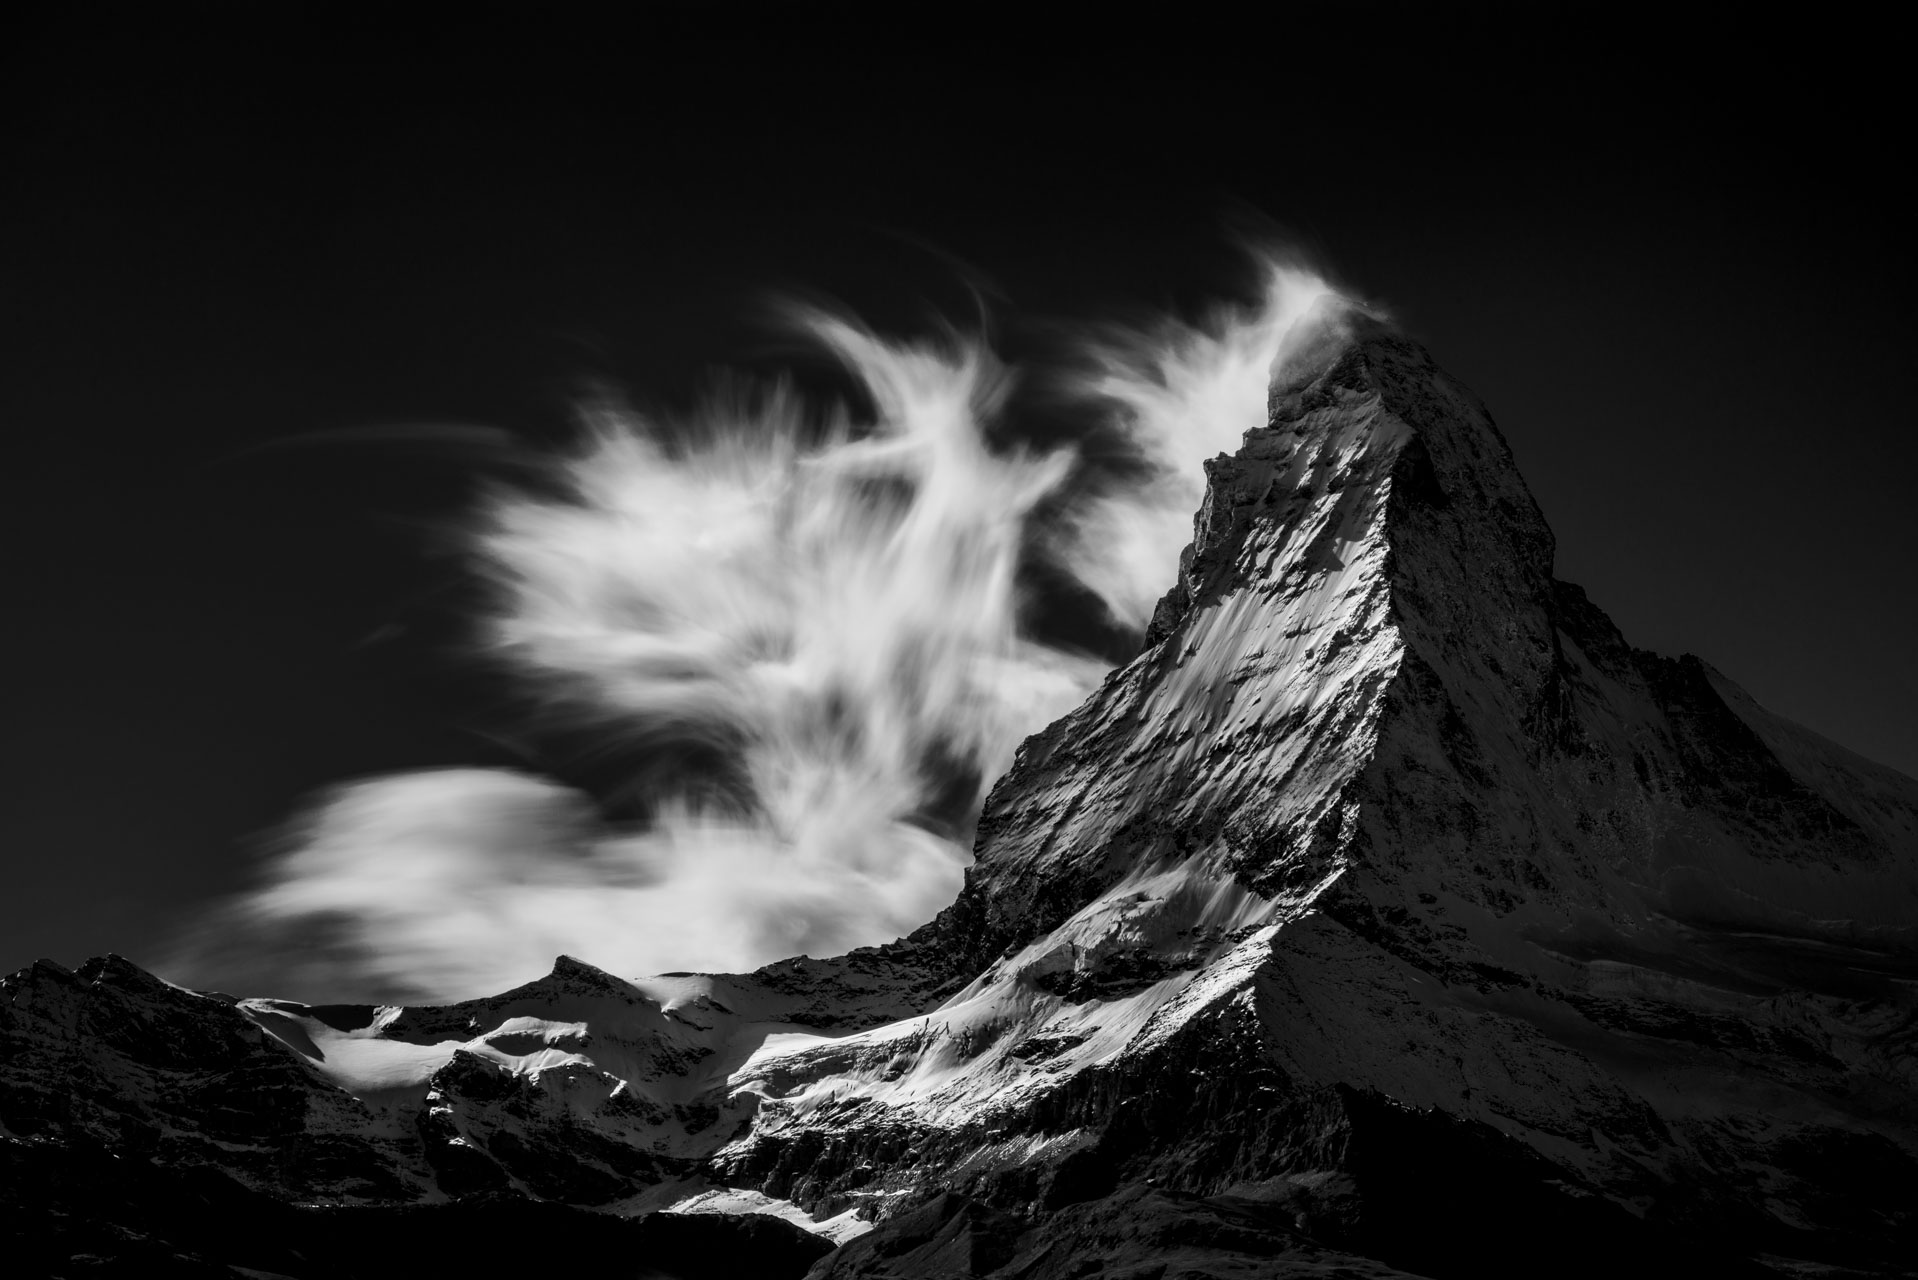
[716,314,1918,1274]
[6,313,1915,1278]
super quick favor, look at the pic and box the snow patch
[662,1186,872,1244]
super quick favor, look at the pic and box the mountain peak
[7,322,1916,1277]
[1144,312,1555,644]
[957,314,1566,966]
[550,953,615,982]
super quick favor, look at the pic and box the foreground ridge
[6,315,1915,1278]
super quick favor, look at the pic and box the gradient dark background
[3,11,1909,980]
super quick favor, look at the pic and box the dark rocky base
[806,1089,1820,1280]
[1,1137,830,1280]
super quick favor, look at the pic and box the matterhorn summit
[6,310,1915,1278]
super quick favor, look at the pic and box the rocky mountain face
[6,314,1915,1279]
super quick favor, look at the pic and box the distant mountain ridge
[6,313,1915,1278]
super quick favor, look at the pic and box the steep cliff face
[5,315,1915,1278]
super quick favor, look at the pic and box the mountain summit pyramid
[6,310,1916,1278]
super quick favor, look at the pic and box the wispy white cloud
[1057,257,1335,629]
[172,253,1343,1002]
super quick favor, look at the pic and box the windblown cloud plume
[179,255,1342,1002]
[1061,260,1333,628]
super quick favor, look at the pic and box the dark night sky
[3,12,1910,977]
